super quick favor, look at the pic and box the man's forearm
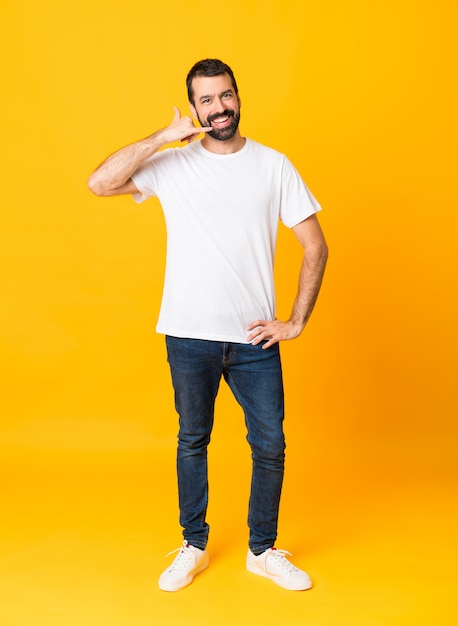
[87,131,166,196]
[88,108,212,197]
[246,215,328,348]
[289,240,328,331]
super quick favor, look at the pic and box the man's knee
[249,432,286,465]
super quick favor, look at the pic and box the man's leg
[223,341,285,554]
[165,336,223,550]
[224,341,312,590]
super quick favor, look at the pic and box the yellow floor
[1,415,456,626]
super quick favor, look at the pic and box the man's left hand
[246,319,304,349]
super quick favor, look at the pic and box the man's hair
[186,59,239,105]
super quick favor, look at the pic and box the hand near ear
[164,107,212,144]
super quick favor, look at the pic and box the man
[88,59,328,592]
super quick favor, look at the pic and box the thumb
[172,106,181,122]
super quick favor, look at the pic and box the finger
[250,329,277,348]
[248,329,272,344]
[190,125,212,134]
[246,320,265,331]
[262,337,278,350]
[172,106,181,122]
[181,127,212,142]
[246,323,264,342]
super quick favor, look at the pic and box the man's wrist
[287,319,306,336]
[141,130,168,154]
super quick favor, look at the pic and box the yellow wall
[2,0,456,455]
[1,1,457,624]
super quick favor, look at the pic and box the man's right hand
[162,107,212,144]
[88,107,212,197]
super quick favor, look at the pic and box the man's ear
[190,103,197,119]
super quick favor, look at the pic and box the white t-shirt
[131,138,321,343]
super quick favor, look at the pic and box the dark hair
[186,58,239,105]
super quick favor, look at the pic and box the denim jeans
[165,335,285,555]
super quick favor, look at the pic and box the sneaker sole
[158,557,209,592]
[246,559,313,591]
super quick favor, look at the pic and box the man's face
[190,73,241,141]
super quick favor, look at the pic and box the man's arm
[87,107,212,197]
[246,214,328,349]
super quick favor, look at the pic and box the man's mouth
[208,111,234,128]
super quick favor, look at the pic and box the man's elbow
[307,239,329,270]
[320,240,329,262]
[310,236,328,258]
[87,175,109,197]
[319,241,329,269]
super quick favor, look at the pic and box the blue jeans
[165,336,285,555]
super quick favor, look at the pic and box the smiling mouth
[209,111,234,127]
[211,116,230,127]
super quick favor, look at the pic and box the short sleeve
[279,156,322,228]
[130,148,175,203]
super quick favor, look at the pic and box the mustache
[207,109,235,123]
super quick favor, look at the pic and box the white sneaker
[158,541,209,592]
[246,547,312,590]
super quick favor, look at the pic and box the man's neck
[201,131,246,155]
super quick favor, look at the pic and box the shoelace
[165,543,195,572]
[267,549,299,573]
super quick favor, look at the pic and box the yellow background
[1,1,457,624]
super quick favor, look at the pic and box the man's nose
[213,97,225,110]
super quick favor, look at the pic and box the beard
[197,108,241,141]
